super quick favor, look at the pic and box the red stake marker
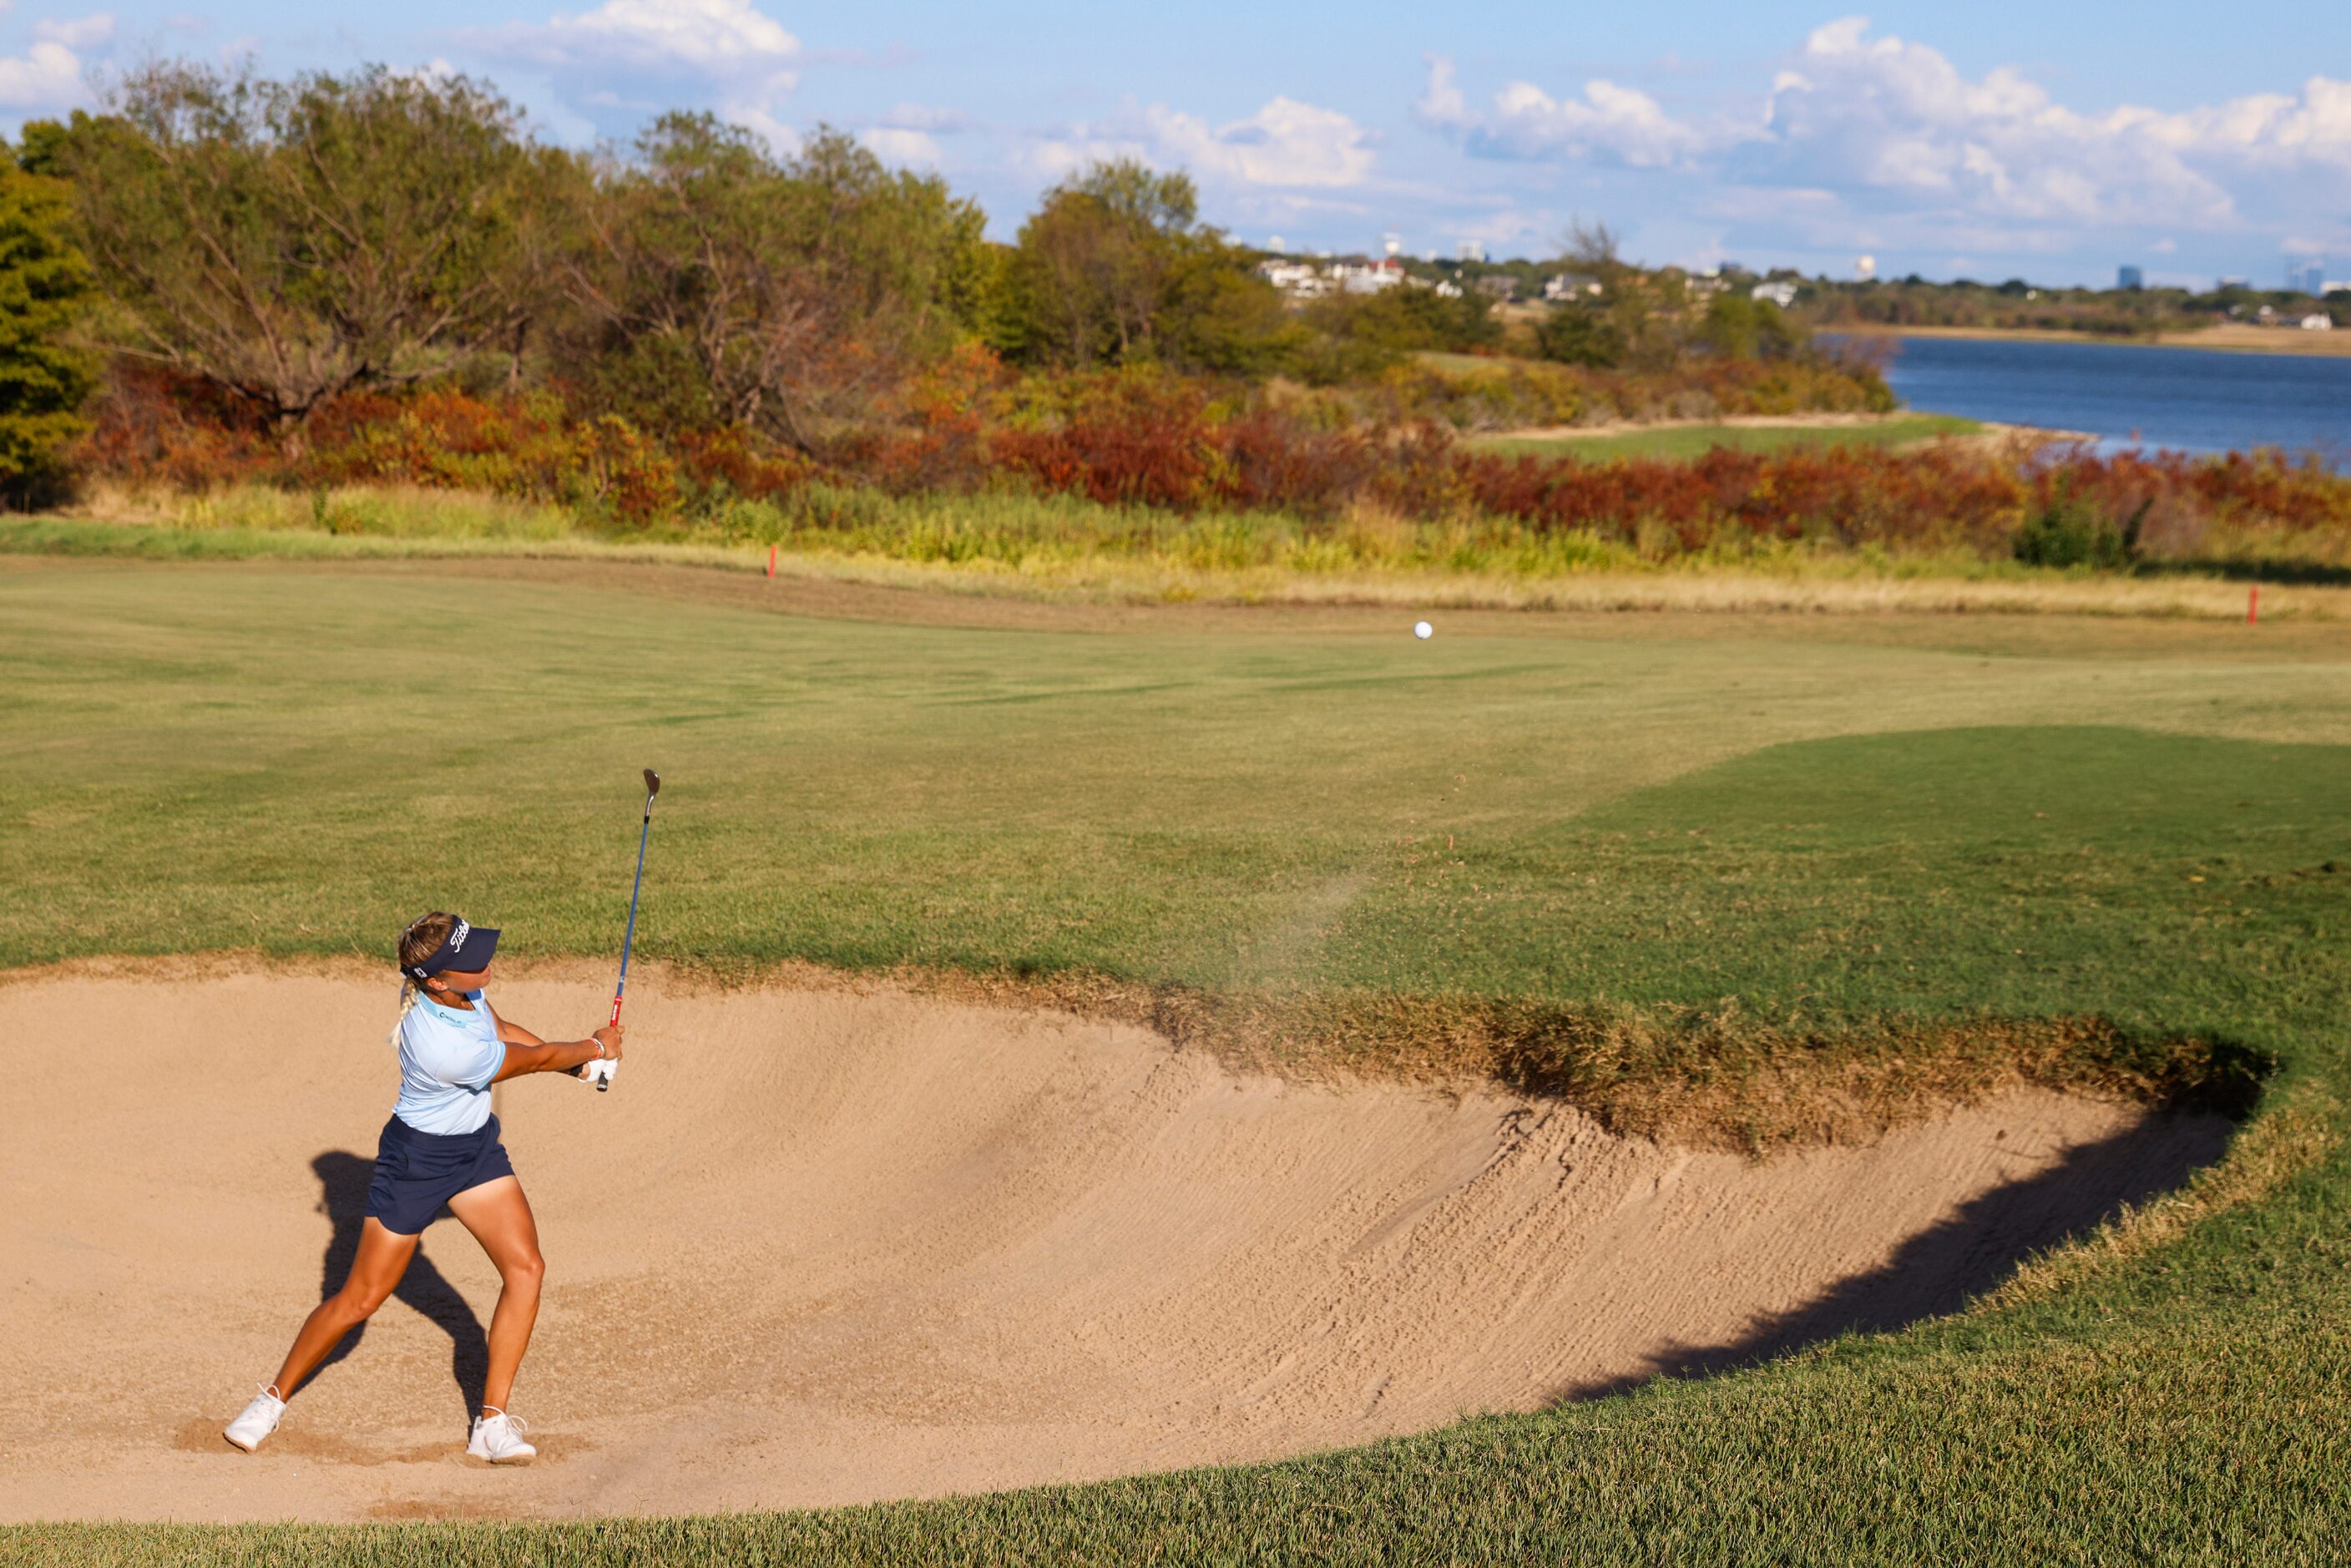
[767,543,777,579]
[2249,584,2260,625]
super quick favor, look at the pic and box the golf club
[593,766,660,1092]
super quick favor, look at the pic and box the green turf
[4,559,2350,1562]
[1469,412,1984,463]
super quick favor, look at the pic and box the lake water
[1856,334,2351,464]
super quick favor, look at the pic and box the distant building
[1474,275,1519,301]
[1340,258,1406,295]
[1457,241,1486,263]
[1751,280,1798,308]
[1542,273,1601,301]
[2291,260,2328,296]
[1855,254,1876,281]
[1256,259,1331,299]
[2117,265,2143,290]
[2302,313,2335,331]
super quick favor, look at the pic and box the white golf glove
[582,1055,618,1088]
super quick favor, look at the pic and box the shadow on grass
[1550,1108,2233,1403]
[301,1151,488,1426]
[2138,558,2351,587]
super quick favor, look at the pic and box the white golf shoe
[467,1407,536,1464]
[223,1384,286,1452]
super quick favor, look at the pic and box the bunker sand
[0,968,2226,1523]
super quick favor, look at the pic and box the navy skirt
[366,1113,516,1236]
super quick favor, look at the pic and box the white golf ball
[1413,620,1433,640]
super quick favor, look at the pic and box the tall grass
[1469,412,1985,461]
[82,481,576,541]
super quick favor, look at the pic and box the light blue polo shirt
[393,989,506,1136]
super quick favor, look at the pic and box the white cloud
[1420,18,2351,263]
[0,39,91,114]
[2135,75,2351,169]
[466,0,805,152]
[33,13,112,48]
[876,103,968,135]
[1417,55,1719,168]
[1446,206,1555,251]
[1034,95,1375,190]
[1753,18,2240,226]
[1152,98,1374,187]
[861,125,938,165]
[729,104,797,155]
[483,0,798,83]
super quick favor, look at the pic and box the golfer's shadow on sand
[305,1151,488,1422]
[1548,1110,2235,1404]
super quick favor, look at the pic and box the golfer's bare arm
[486,1004,622,1082]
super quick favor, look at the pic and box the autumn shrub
[2014,480,2138,569]
[63,357,2351,576]
[1340,353,1897,433]
[990,372,1217,509]
[75,362,280,491]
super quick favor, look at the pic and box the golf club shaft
[601,783,657,1089]
[611,792,655,1023]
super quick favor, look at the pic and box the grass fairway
[5,558,2351,1561]
[1469,412,1985,462]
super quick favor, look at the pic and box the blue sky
[6,1,2348,286]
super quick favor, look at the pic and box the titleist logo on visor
[409,916,497,979]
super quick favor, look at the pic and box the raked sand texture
[0,967,2225,1522]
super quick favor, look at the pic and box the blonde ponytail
[391,911,457,1046]
[388,977,422,1047]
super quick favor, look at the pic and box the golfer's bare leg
[270,1219,419,1398]
[447,1176,544,1414]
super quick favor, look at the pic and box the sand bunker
[0,967,2227,1523]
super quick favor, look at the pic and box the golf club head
[643,768,661,799]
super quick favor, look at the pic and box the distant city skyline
[3,2,2346,288]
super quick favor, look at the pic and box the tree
[0,163,98,498]
[1533,305,1628,368]
[1009,162,1200,367]
[1338,284,1496,353]
[53,63,551,439]
[1692,293,1807,361]
[1156,241,1303,375]
[1005,160,1298,374]
[564,117,985,452]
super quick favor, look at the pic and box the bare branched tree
[1560,217,1626,281]
[559,116,980,453]
[58,63,553,439]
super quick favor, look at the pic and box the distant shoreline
[1828,322,2351,359]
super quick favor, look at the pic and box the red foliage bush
[1459,442,2025,554]
[76,363,280,490]
[66,357,2351,567]
[990,372,1219,509]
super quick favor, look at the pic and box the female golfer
[222,911,622,1463]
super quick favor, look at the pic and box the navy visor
[408,917,499,979]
